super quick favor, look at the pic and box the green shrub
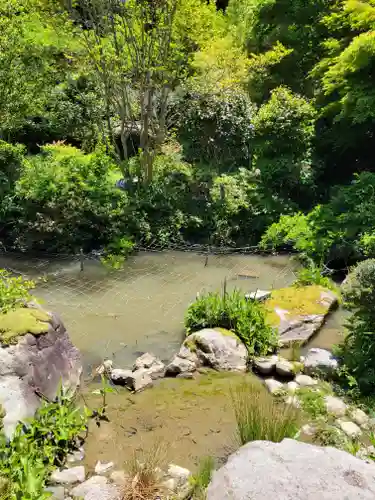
[0,270,35,314]
[335,259,375,394]
[11,144,125,253]
[294,264,339,294]
[100,236,135,270]
[231,382,300,445]
[177,89,255,170]
[297,388,327,419]
[0,392,88,499]
[0,141,25,200]
[185,289,278,356]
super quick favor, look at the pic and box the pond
[0,250,346,373]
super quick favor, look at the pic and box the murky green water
[0,250,345,372]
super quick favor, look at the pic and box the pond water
[0,250,346,373]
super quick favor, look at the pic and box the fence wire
[0,246,297,375]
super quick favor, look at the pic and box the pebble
[336,419,362,438]
[264,379,284,394]
[95,461,114,475]
[324,395,347,417]
[67,449,85,463]
[51,466,85,485]
[294,374,317,387]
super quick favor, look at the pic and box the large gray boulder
[172,328,248,374]
[207,439,375,500]
[0,304,82,438]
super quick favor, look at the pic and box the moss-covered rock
[265,285,338,346]
[0,307,49,344]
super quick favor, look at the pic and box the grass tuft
[190,456,215,500]
[231,382,301,445]
[122,443,167,500]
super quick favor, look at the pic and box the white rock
[324,395,347,417]
[351,408,369,427]
[253,357,276,375]
[133,352,165,379]
[95,461,114,475]
[51,466,85,485]
[264,379,284,394]
[287,381,299,394]
[162,477,178,492]
[110,470,128,487]
[70,476,121,500]
[300,424,317,437]
[276,360,294,377]
[304,348,338,377]
[96,359,113,375]
[336,419,362,438]
[67,449,85,463]
[294,374,317,387]
[45,486,65,500]
[167,464,191,487]
[245,290,271,301]
[111,368,153,392]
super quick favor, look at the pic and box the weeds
[231,382,300,445]
[289,341,302,362]
[122,443,167,500]
[190,456,215,500]
[298,388,327,419]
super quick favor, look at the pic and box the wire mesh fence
[0,246,298,376]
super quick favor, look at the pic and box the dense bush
[335,259,375,395]
[185,289,278,356]
[177,89,255,170]
[261,172,375,265]
[7,144,126,253]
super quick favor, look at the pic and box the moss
[0,308,49,344]
[265,285,329,326]
[185,337,197,352]
[214,327,238,339]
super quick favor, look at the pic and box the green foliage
[336,259,375,394]
[294,264,338,293]
[185,289,278,356]
[0,392,88,499]
[0,270,35,314]
[100,237,135,270]
[253,86,317,206]
[313,420,349,449]
[231,381,301,445]
[190,456,215,500]
[298,388,327,419]
[12,144,125,253]
[177,89,256,170]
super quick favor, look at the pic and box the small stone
[111,368,153,392]
[162,477,178,492]
[67,449,85,463]
[51,466,85,485]
[70,476,121,500]
[351,408,369,427]
[167,464,191,487]
[253,357,276,375]
[324,396,347,417]
[133,353,165,379]
[276,359,294,377]
[95,461,114,475]
[166,356,197,376]
[300,424,317,437]
[294,374,317,387]
[45,486,65,500]
[96,359,113,375]
[245,290,271,301]
[264,379,284,394]
[287,381,299,394]
[304,348,338,377]
[110,470,128,487]
[176,372,195,379]
[336,419,362,438]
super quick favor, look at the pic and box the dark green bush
[9,144,126,253]
[185,289,278,356]
[335,259,375,394]
[177,89,255,170]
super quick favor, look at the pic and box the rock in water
[111,368,153,392]
[166,344,200,376]
[0,304,82,438]
[207,439,375,500]
[51,466,85,485]
[304,348,338,377]
[188,329,247,372]
[132,352,165,379]
[70,476,121,500]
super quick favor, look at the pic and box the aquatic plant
[185,289,278,356]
